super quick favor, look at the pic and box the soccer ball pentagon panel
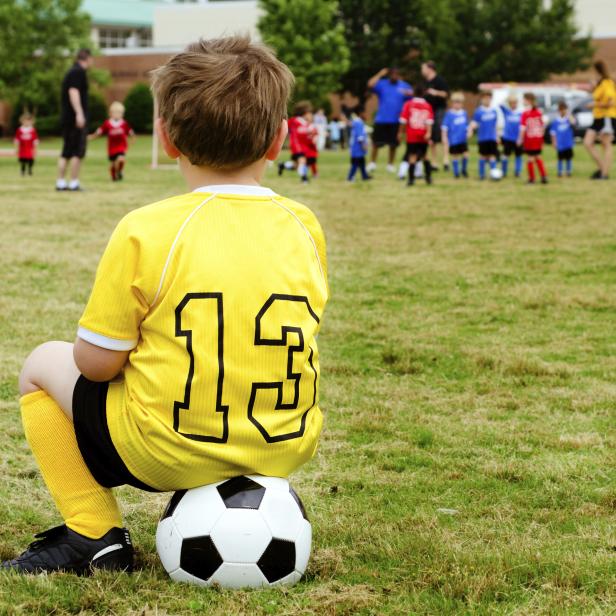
[156,475,311,588]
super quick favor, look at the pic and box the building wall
[575,0,616,39]
[153,1,262,47]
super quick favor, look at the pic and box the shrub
[88,90,108,132]
[124,82,153,134]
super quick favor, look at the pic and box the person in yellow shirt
[584,60,616,180]
[3,36,329,575]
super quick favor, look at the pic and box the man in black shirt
[421,61,450,171]
[57,49,92,191]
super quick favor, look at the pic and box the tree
[337,0,427,98]
[423,0,593,90]
[124,82,154,134]
[258,0,350,106]
[0,0,92,114]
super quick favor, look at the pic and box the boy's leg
[479,157,486,180]
[527,156,536,182]
[407,154,417,186]
[20,160,26,176]
[557,156,563,177]
[462,154,468,177]
[359,157,370,180]
[566,156,573,176]
[110,162,117,181]
[28,159,34,175]
[488,156,497,171]
[297,156,308,182]
[18,341,122,538]
[452,157,460,178]
[117,155,125,179]
[348,158,358,181]
[501,155,509,177]
[424,156,433,184]
[536,155,547,182]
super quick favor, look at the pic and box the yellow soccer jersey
[593,78,616,119]
[78,185,328,490]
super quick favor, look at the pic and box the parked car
[544,95,594,142]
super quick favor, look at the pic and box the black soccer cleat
[1,525,133,575]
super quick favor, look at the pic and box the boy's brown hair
[558,101,568,111]
[523,92,536,106]
[151,36,294,169]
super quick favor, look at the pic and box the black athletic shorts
[449,143,468,155]
[557,148,574,161]
[18,157,34,164]
[478,140,499,157]
[404,142,428,159]
[525,148,542,156]
[502,139,523,157]
[291,152,304,161]
[108,151,126,161]
[590,117,614,134]
[73,375,158,492]
[431,108,446,143]
[61,126,87,159]
[373,123,400,147]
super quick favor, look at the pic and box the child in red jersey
[90,101,135,181]
[14,112,39,176]
[278,100,310,178]
[518,92,548,184]
[296,108,319,182]
[398,85,434,186]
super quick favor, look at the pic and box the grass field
[0,136,614,615]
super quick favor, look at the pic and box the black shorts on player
[431,108,446,144]
[404,142,428,160]
[590,117,614,134]
[501,139,523,157]
[478,140,499,157]
[108,151,126,162]
[61,126,87,159]
[372,123,399,147]
[448,143,468,156]
[557,148,574,161]
[525,148,542,156]
[291,152,304,161]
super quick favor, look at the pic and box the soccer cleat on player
[6,36,328,575]
[441,92,469,179]
[468,91,499,180]
[398,85,434,186]
[550,101,576,177]
[89,102,135,181]
[519,92,548,184]
[14,112,39,177]
[500,95,523,178]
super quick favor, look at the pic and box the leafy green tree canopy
[258,0,350,106]
[124,82,154,134]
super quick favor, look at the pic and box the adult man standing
[56,49,92,191]
[421,61,450,171]
[366,67,413,173]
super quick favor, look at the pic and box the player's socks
[20,391,122,539]
[110,166,117,181]
[310,163,318,177]
[407,163,416,186]
[118,160,125,180]
[536,157,547,179]
[452,159,460,178]
[479,159,486,180]
[501,158,509,177]
[424,160,433,185]
[28,160,34,176]
[462,157,468,177]
[20,162,26,176]
[489,159,497,171]
[347,162,357,181]
[398,160,409,180]
[566,159,572,176]
[557,159,563,177]
[514,157,522,177]
[527,161,536,183]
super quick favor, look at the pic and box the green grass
[0,136,614,615]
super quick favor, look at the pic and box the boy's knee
[18,341,69,396]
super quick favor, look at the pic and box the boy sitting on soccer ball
[3,36,329,575]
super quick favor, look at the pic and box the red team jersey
[99,119,133,156]
[521,108,544,151]
[14,126,39,159]
[399,98,434,143]
[295,117,318,158]
[288,116,302,155]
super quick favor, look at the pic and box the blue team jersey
[373,78,413,123]
[473,106,498,142]
[550,116,574,151]
[350,118,368,157]
[500,106,522,141]
[442,109,468,146]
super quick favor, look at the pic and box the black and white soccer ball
[156,475,311,588]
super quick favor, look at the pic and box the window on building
[98,27,153,49]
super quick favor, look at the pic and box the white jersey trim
[77,327,138,351]
[193,184,277,196]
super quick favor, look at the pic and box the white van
[480,83,589,111]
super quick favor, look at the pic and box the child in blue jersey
[347,108,372,182]
[468,91,499,180]
[500,94,523,177]
[441,92,469,178]
[550,101,576,177]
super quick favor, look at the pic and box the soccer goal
[150,99,178,170]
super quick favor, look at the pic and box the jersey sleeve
[441,113,450,132]
[100,120,110,135]
[66,68,86,91]
[78,216,150,350]
[32,128,39,142]
[372,79,384,95]
[473,109,481,123]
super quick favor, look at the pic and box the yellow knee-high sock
[20,391,122,539]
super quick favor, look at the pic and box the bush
[88,90,108,132]
[34,116,61,137]
[124,83,153,134]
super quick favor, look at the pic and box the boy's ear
[265,120,288,162]
[155,118,181,160]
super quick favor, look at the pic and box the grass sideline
[0,136,614,615]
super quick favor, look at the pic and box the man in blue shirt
[550,101,576,177]
[468,91,499,180]
[367,67,413,173]
[500,95,523,177]
[347,108,372,182]
[441,92,469,178]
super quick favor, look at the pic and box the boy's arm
[367,68,387,90]
[73,338,129,382]
[88,127,103,141]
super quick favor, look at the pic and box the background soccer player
[398,85,434,186]
[550,101,576,177]
[519,92,548,184]
[14,112,39,177]
[89,102,135,182]
[500,95,523,178]
[441,92,469,179]
[468,91,499,180]
[347,107,372,182]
